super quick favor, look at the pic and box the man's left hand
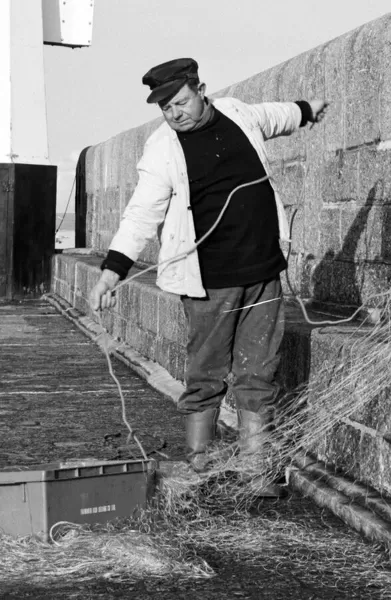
[308,100,329,124]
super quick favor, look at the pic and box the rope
[111,176,271,294]
[96,310,148,461]
[49,521,83,546]
[222,297,281,313]
[285,207,386,327]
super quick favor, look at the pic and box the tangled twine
[158,288,391,516]
[2,290,391,594]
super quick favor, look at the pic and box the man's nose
[172,106,182,120]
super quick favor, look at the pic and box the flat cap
[142,58,199,104]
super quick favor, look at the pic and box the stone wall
[85,12,391,310]
[52,12,391,496]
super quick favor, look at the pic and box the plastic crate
[0,459,156,540]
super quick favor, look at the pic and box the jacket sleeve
[250,101,302,140]
[108,140,173,262]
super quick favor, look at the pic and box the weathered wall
[85,13,391,310]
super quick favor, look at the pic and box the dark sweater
[177,107,284,287]
[101,101,312,285]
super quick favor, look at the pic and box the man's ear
[198,83,206,98]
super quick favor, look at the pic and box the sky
[42,0,391,213]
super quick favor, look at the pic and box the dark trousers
[178,277,284,414]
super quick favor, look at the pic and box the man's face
[159,83,206,132]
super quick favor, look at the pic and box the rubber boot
[238,408,287,498]
[186,408,219,472]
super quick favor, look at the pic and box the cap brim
[146,78,187,104]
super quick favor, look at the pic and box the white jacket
[109,97,302,297]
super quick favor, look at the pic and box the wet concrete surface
[1,300,391,599]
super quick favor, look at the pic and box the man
[90,58,328,496]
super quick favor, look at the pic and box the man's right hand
[89,270,120,311]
